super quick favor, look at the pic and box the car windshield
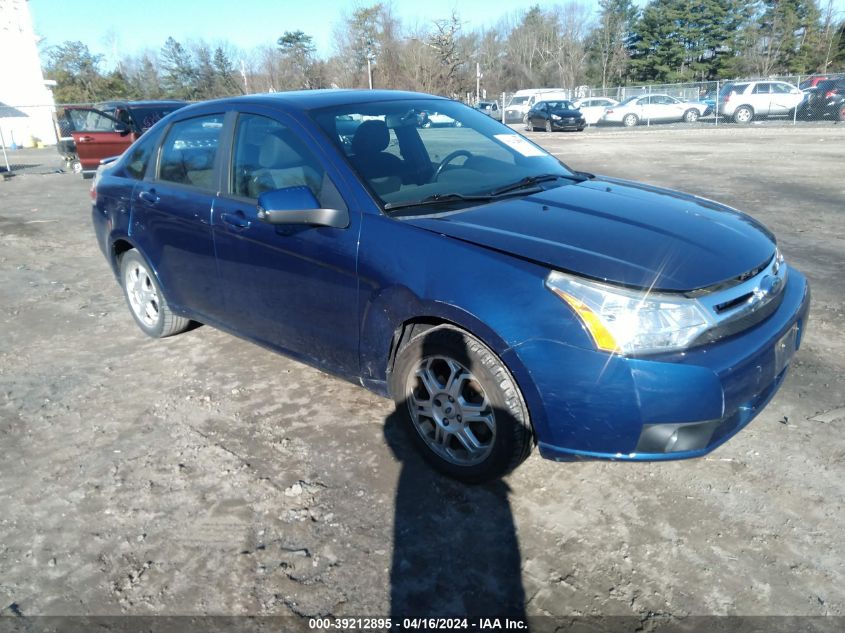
[545,101,575,109]
[311,98,576,214]
[508,96,530,106]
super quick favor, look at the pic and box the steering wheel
[433,150,473,181]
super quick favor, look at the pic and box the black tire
[119,249,190,338]
[733,105,754,124]
[389,325,533,483]
[622,113,639,127]
[545,120,553,132]
[838,105,845,122]
[683,109,699,123]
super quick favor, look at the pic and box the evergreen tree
[278,30,317,88]
[44,41,104,103]
[629,0,752,82]
[212,47,243,95]
[160,37,198,99]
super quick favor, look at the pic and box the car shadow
[383,329,528,621]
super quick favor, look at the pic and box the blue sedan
[91,90,810,482]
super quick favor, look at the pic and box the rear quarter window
[124,129,163,180]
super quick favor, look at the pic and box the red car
[60,100,185,176]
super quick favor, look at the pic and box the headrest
[351,119,390,155]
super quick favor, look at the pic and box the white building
[0,0,57,147]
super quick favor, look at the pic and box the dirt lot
[1,125,844,628]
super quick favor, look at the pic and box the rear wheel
[838,105,845,122]
[390,326,533,483]
[119,250,190,338]
[623,113,639,127]
[733,106,753,124]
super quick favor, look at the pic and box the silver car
[474,101,502,121]
[601,94,708,127]
[573,97,618,125]
[718,81,804,123]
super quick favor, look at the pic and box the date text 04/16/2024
[308,618,528,630]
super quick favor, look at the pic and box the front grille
[691,254,788,345]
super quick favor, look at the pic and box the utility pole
[240,59,249,94]
[476,62,481,104]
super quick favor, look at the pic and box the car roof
[96,100,187,108]
[177,89,448,115]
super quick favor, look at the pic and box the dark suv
[59,100,186,176]
[797,79,845,121]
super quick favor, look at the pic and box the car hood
[548,108,583,117]
[401,177,775,292]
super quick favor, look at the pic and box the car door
[533,103,548,127]
[649,96,678,120]
[770,82,801,114]
[211,109,362,376]
[751,83,773,115]
[637,96,657,121]
[65,107,138,171]
[131,112,225,321]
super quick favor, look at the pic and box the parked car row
[515,77,842,129]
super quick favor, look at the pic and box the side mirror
[257,186,349,229]
[114,122,131,135]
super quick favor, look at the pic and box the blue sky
[29,0,845,69]
[29,0,560,65]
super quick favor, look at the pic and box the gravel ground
[1,125,844,629]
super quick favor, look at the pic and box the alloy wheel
[124,261,160,328]
[406,355,496,467]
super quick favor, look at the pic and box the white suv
[719,81,804,123]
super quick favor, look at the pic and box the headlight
[545,270,715,355]
[551,114,562,120]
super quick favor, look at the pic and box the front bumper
[504,109,526,123]
[504,269,810,462]
[550,118,585,130]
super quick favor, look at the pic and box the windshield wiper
[383,192,494,213]
[490,172,587,196]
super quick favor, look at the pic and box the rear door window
[158,114,224,190]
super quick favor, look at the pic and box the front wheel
[390,326,533,483]
[120,250,191,338]
[683,109,700,123]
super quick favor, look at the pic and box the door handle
[221,211,251,230]
[138,190,159,205]
[78,136,94,143]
